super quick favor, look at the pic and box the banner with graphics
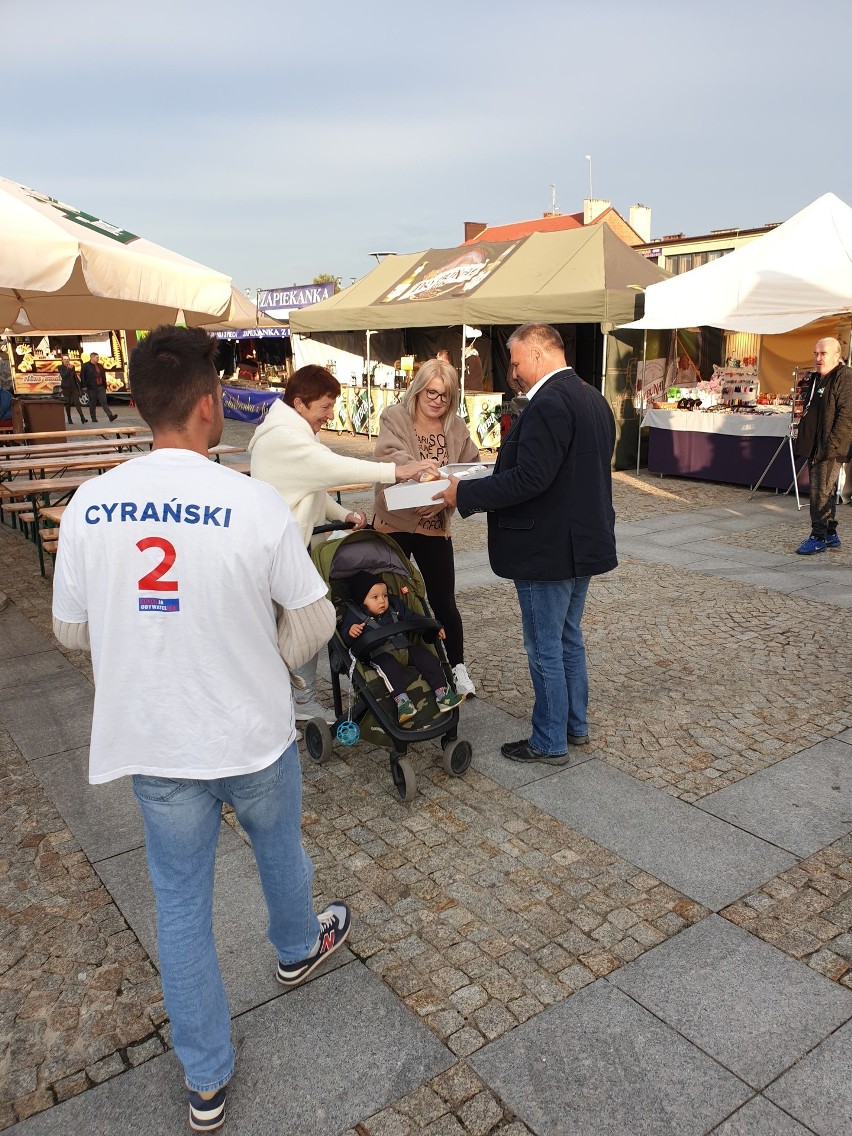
[221,384,282,423]
[375,241,522,306]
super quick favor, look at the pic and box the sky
[4,0,850,295]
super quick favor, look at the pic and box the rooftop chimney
[464,221,487,242]
[629,204,652,242]
[583,198,611,225]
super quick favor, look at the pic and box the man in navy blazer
[438,323,617,763]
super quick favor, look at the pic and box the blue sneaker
[825,532,841,549]
[187,1084,227,1132]
[796,535,827,555]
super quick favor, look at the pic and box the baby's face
[362,583,389,615]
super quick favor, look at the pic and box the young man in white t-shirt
[52,326,349,1133]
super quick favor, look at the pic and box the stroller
[305,528,473,801]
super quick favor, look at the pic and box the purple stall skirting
[647,427,809,492]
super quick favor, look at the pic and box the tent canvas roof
[624,192,852,334]
[290,226,666,333]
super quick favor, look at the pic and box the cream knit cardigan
[247,399,396,546]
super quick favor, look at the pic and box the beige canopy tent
[0,175,244,332]
[290,225,666,334]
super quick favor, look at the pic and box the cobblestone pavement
[1,409,850,1133]
[722,834,852,991]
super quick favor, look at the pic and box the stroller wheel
[304,718,333,764]
[391,756,416,801]
[442,739,473,778]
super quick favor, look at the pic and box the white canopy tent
[624,192,852,334]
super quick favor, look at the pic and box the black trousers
[63,387,86,424]
[88,384,112,420]
[387,532,465,666]
[371,645,446,697]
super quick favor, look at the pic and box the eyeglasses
[424,388,449,403]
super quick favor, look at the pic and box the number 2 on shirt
[137,537,178,591]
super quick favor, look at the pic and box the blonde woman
[373,358,479,696]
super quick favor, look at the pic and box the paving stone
[28,745,144,864]
[519,761,797,910]
[765,1018,852,1136]
[610,915,852,1088]
[10,963,453,1135]
[0,609,55,662]
[469,980,750,1135]
[699,738,852,857]
[709,1095,815,1135]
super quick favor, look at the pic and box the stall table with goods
[641,367,807,491]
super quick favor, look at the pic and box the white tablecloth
[641,408,791,438]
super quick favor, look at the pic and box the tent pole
[366,330,373,440]
[460,331,466,404]
[600,331,608,398]
[636,328,647,475]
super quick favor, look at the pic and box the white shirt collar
[525,367,564,401]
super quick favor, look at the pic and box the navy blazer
[456,368,617,581]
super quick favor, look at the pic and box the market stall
[626,192,852,486]
[641,407,808,491]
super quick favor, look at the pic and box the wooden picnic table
[0,452,136,478]
[208,443,245,458]
[0,436,153,461]
[1,475,96,502]
[0,425,149,444]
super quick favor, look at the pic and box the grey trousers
[809,459,842,537]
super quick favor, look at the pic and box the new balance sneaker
[825,532,841,548]
[796,535,827,555]
[187,1085,228,1132]
[276,902,351,988]
[294,699,335,724]
[452,663,476,697]
[395,694,417,723]
[436,688,464,713]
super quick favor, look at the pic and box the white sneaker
[294,700,335,724]
[452,663,476,698]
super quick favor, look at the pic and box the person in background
[372,357,480,698]
[80,351,118,422]
[437,323,617,761]
[58,353,87,425]
[52,326,349,1133]
[249,364,437,723]
[462,343,485,391]
[794,337,852,554]
[436,348,451,363]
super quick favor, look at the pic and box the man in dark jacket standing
[438,323,617,762]
[794,337,852,555]
[57,354,87,425]
[80,352,118,422]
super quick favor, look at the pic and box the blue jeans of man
[515,577,591,754]
[132,743,320,1093]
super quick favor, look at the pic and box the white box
[382,462,494,511]
[383,478,451,510]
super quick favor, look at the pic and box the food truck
[3,330,133,402]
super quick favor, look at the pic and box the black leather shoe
[108,413,118,421]
[501,739,570,765]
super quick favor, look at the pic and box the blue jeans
[132,744,320,1093]
[515,577,591,754]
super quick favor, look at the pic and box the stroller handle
[312,520,358,535]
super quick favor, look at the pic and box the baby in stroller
[339,571,464,724]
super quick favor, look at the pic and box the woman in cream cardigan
[373,358,480,697]
[249,365,436,722]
